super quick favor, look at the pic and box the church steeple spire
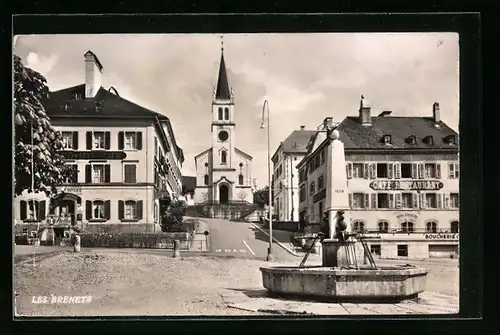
[215,36,231,100]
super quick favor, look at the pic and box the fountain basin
[260,265,429,302]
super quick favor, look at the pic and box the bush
[161,200,188,232]
[79,232,191,249]
[15,235,29,245]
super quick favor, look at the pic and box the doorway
[57,200,76,226]
[219,184,229,204]
[54,228,65,246]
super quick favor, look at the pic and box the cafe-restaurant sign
[370,180,443,191]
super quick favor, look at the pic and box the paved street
[206,218,299,261]
[15,245,72,263]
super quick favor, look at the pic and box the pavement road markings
[242,240,256,256]
[215,249,247,253]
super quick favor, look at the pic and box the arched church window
[239,174,244,185]
[218,107,223,120]
[204,174,209,185]
[224,107,229,120]
[221,151,227,164]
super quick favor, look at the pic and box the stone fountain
[259,124,429,302]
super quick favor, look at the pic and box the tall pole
[261,100,273,261]
[289,154,294,223]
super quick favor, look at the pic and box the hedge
[78,232,192,249]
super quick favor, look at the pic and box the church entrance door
[219,185,229,204]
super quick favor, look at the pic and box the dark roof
[46,84,169,120]
[215,51,231,100]
[297,115,458,169]
[338,116,459,150]
[45,84,185,163]
[182,176,196,193]
[272,130,316,161]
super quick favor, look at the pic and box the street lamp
[260,99,274,261]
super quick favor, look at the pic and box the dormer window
[444,135,457,145]
[423,136,434,145]
[406,135,417,145]
[382,135,392,145]
[74,93,82,100]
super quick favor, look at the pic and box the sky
[13,33,459,189]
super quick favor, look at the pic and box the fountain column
[322,128,350,267]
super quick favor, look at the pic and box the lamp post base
[266,248,274,261]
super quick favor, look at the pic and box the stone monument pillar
[321,127,352,268]
[324,128,350,231]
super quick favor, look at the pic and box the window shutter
[395,193,402,209]
[85,164,92,183]
[73,164,79,183]
[136,201,143,220]
[371,164,377,179]
[420,193,426,209]
[118,200,124,220]
[118,132,124,150]
[371,193,378,209]
[411,163,417,179]
[38,200,46,220]
[412,193,418,208]
[364,193,370,209]
[437,193,443,208]
[104,132,111,150]
[20,200,27,220]
[85,200,92,220]
[418,163,424,179]
[136,132,143,150]
[104,164,111,183]
[104,200,111,220]
[436,163,441,179]
[131,165,137,183]
[86,131,92,150]
[348,193,353,208]
[389,194,394,208]
[363,164,369,179]
[346,163,352,179]
[394,163,401,179]
[445,194,450,208]
[72,132,79,150]
[388,164,393,179]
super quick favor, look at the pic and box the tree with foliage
[253,186,274,208]
[14,55,75,197]
[161,200,188,232]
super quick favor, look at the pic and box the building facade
[193,46,254,205]
[297,96,459,259]
[271,127,316,222]
[14,51,184,241]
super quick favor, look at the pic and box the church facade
[193,47,254,205]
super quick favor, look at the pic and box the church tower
[193,37,253,207]
[211,40,236,171]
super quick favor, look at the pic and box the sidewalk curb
[246,221,301,257]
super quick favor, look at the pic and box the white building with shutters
[14,51,184,243]
[297,96,459,260]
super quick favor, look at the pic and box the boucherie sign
[370,180,444,191]
[424,233,459,240]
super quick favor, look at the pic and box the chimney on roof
[300,125,305,130]
[84,51,103,99]
[359,95,372,126]
[433,102,440,123]
[323,117,333,130]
